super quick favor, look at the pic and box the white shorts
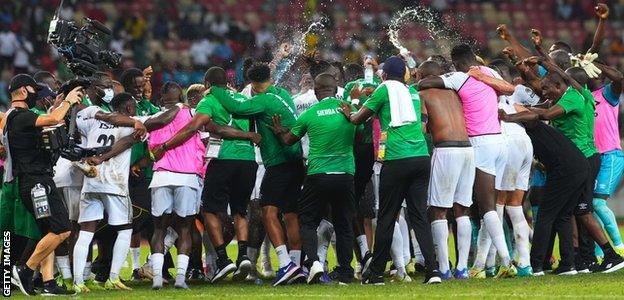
[497,134,533,191]
[469,134,508,177]
[79,193,132,226]
[151,186,200,217]
[428,147,475,208]
[60,187,81,221]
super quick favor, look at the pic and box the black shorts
[17,174,70,234]
[203,159,258,216]
[260,160,305,213]
[575,154,601,216]
[129,173,152,232]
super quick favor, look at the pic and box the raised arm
[588,3,609,54]
[594,62,623,95]
[35,87,83,127]
[533,57,583,92]
[497,24,533,59]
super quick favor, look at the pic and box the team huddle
[3,3,624,297]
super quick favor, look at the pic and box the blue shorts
[530,169,546,187]
[594,150,624,197]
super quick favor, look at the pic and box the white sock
[506,205,531,268]
[473,220,491,269]
[56,255,72,280]
[391,222,404,269]
[73,231,94,285]
[275,245,291,268]
[356,235,369,255]
[316,219,334,267]
[83,261,92,281]
[483,210,511,266]
[398,214,411,265]
[110,229,132,281]
[260,236,272,268]
[431,219,449,273]
[289,250,301,267]
[485,203,506,267]
[151,253,165,279]
[176,254,189,278]
[455,216,471,270]
[131,247,141,270]
[164,227,178,253]
[410,229,425,265]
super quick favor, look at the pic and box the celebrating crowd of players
[3,3,624,296]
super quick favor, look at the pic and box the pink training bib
[148,108,206,176]
[457,66,502,136]
[593,87,621,153]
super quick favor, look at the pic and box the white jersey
[77,106,136,196]
[499,84,540,136]
[53,157,84,188]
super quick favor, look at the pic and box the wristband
[351,98,360,105]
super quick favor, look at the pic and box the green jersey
[291,97,358,175]
[552,87,598,157]
[211,85,302,167]
[363,83,428,161]
[581,86,598,154]
[131,98,161,177]
[195,92,255,161]
[344,77,380,144]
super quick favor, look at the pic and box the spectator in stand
[189,35,214,71]
[0,25,18,71]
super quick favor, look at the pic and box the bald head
[418,61,442,78]
[314,73,337,100]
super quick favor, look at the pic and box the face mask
[25,90,38,108]
[102,88,114,103]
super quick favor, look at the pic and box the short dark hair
[111,92,134,112]
[120,68,143,90]
[418,60,442,77]
[428,55,452,73]
[488,59,519,80]
[551,41,572,53]
[565,67,589,86]
[549,50,572,70]
[33,71,54,83]
[344,63,364,82]
[450,44,476,64]
[543,72,566,86]
[246,63,271,83]
[161,81,182,97]
[242,57,255,82]
[204,67,228,86]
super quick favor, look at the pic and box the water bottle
[364,55,374,84]
[400,48,417,69]
[31,183,51,219]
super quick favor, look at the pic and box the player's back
[419,88,468,144]
[77,106,135,196]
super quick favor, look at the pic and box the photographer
[6,74,82,296]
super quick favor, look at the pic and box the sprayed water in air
[388,6,473,56]
[273,19,326,86]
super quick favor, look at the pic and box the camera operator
[6,74,82,296]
